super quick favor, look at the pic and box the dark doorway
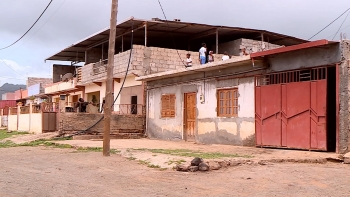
[131,96,137,114]
[327,66,337,152]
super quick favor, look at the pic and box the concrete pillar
[0,109,3,116]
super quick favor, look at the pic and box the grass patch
[128,156,137,160]
[145,149,253,159]
[0,140,18,148]
[0,138,120,154]
[167,159,186,165]
[137,159,162,169]
[0,130,28,140]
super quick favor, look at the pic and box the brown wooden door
[184,93,196,141]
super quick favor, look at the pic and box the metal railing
[113,104,145,115]
[32,104,42,113]
[41,102,59,112]
[10,107,17,115]
[20,106,30,114]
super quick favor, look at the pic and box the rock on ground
[191,157,203,166]
[207,161,221,170]
[198,162,209,171]
[176,164,190,172]
[188,166,199,172]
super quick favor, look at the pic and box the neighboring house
[45,17,304,115]
[137,39,350,154]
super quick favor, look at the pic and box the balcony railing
[20,106,30,114]
[114,104,145,115]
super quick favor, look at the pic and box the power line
[332,11,350,40]
[0,0,53,50]
[157,0,187,68]
[19,0,67,47]
[308,7,350,41]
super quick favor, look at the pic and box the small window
[217,89,238,117]
[161,94,176,118]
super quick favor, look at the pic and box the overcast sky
[1,0,350,87]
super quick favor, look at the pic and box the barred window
[161,94,175,118]
[217,89,238,117]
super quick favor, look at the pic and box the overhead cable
[0,0,53,50]
[308,7,350,40]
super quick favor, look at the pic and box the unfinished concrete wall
[339,40,350,154]
[59,113,145,135]
[146,63,258,146]
[215,38,281,56]
[79,45,226,85]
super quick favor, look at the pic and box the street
[0,147,349,197]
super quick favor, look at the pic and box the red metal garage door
[255,68,327,151]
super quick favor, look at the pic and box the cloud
[2,59,30,72]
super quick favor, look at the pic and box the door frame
[183,92,197,141]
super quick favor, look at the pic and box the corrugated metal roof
[46,17,307,62]
[0,100,17,109]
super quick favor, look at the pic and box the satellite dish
[61,73,73,82]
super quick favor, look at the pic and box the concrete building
[137,39,350,154]
[45,17,304,115]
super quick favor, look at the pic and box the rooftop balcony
[77,45,225,84]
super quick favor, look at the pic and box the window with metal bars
[217,89,238,117]
[161,94,176,118]
[255,67,327,86]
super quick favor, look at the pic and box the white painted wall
[147,76,256,144]
[8,115,17,131]
[30,114,42,134]
[18,114,30,132]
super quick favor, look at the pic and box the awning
[46,17,307,62]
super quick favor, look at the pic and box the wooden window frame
[161,94,176,118]
[217,88,238,117]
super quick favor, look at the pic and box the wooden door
[184,93,196,141]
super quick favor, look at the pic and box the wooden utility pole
[103,0,118,156]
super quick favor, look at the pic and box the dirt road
[0,147,349,197]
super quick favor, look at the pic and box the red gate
[255,68,327,151]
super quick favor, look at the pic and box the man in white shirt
[199,43,207,65]
[222,51,230,61]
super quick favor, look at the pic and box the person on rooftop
[185,53,192,67]
[208,51,214,63]
[199,43,207,65]
[222,51,230,61]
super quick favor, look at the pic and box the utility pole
[103,0,118,156]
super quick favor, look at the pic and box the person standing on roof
[208,51,214,62]
[199,43,207,65]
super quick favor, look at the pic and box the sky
[1,0,350,87]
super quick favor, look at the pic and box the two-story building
[45,17,305,116]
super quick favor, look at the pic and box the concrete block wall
[79,45,225,84]
[215,38,281,56]
[59,113,145,134]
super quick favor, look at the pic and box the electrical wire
[308,7,350,41]
[16,0,67,48]
[332,10,350,40]
[60,19,135,138]
[0,0,53,50]
[156,0,188,68]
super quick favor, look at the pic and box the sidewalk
[53,138,342,169]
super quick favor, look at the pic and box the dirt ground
[0,147,349,197]
[53,139,341,169]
